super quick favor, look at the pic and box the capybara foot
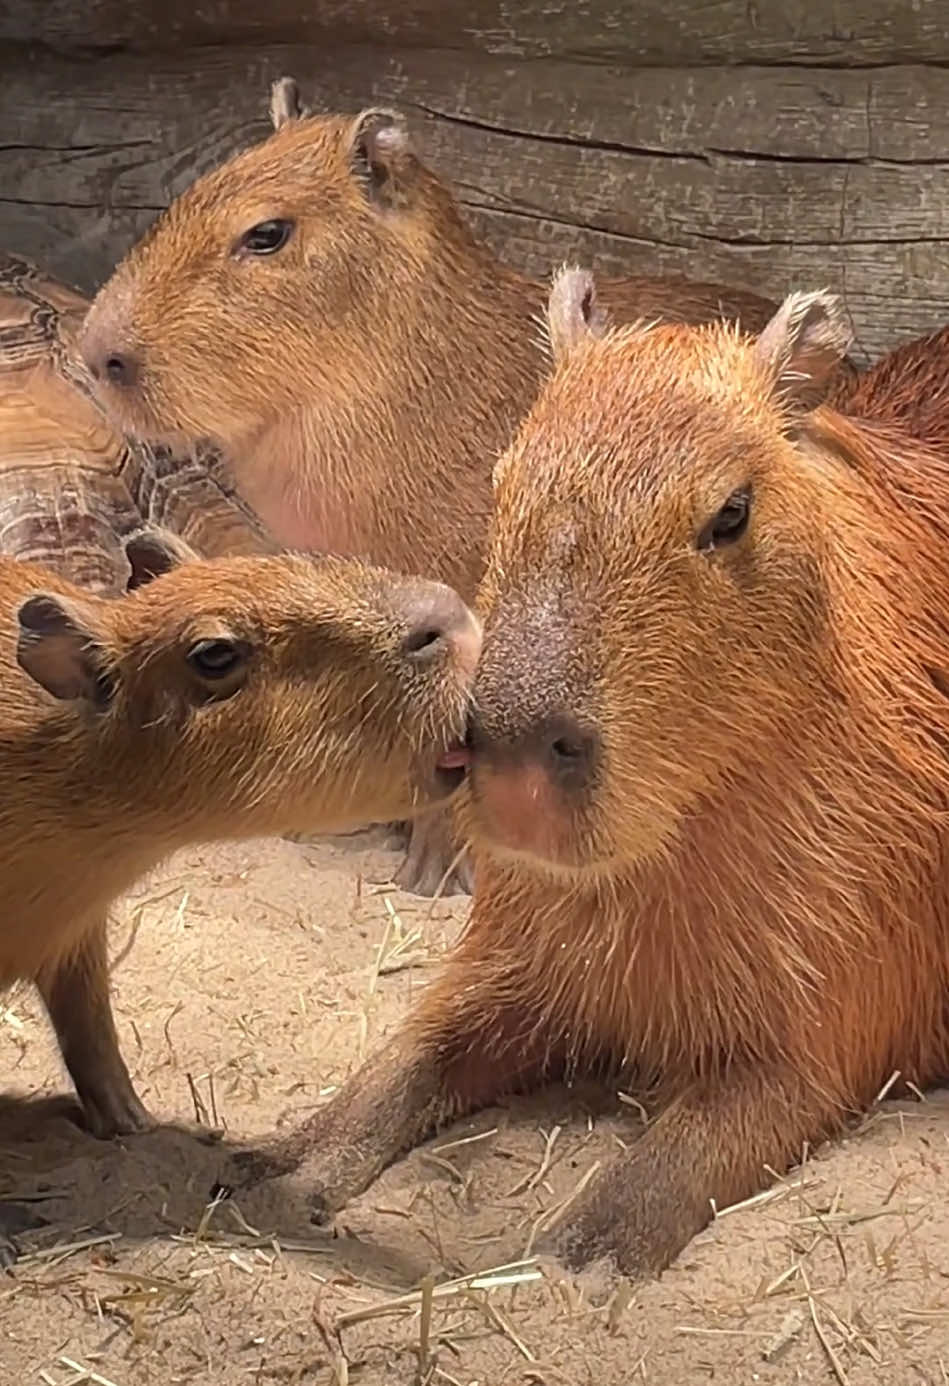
[294,1147,377,1226]
[213,1119,395,1221]
[536,1205,625,1277]
[80,1082,154,1140]
[395,813,472,897]
[382,820,411,852]
[0,1202,48,1269]
[211,1143,300,1201]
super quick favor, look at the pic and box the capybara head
[465,268,852,877]
[16,526,480,836]
[79,76,466,450]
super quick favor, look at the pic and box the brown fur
[79,80,782,895]
[80,87,779,598]
[1,529,477,1140]
[830,321,949,450]
[228,280,949,1281]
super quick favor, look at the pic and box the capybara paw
[538,1204,675,1281]
[307,1189,333,1227]
[446,850,475,895]
[289,1151,367,1224]
[536,1208,623,1276]
[381,820,411,852]
[0,1202,48,1270]
[394,841,472,897]
[81,1085,154,1140]
[211,1145,297,1199]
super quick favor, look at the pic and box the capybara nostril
[545,719,600,787]
[468,711,599,793]
[79,309,140,390]
[400,586,482,672]
[403,624,444,656]
[103,351,138,388]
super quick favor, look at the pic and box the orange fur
[1,531,476,1137]
[79,81,783,897]
[232,284,949,1279]
[833,321,949,451]
[81,92,778,600]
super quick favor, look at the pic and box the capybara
[830,320,949,450]
[78,75,786,896]
[220,271,949,1281]
[0,525,476,1199]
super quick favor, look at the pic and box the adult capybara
[0,525,476,1191]
[830,320,949,450]
[221,271,949,1281]
[78,75,785,896]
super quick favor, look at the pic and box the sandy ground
[2,831,949,1386]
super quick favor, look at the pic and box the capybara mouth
[433,744,472,795]
[88,387,190,453]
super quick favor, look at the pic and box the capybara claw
[395,815,473,898]
[81,1088,154,1141]
[214,1145,297,1198]
[307,1192,332,1226]
[0,1203,48,1270]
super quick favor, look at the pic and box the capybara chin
[0,524,477,1189]
[223,270,949,1283]
[79,75,782,897]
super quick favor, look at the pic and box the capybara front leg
[0,1201,48,1269]
[222,979,552,1219]
[395,805,474,896]
[36,918,152,1139]
[539,1066,844,1278]
[225,1032,446,1220]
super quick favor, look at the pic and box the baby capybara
[1,524,476,1256]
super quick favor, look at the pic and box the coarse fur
[79,79,786,895]
[0,529,477,1153]
[80,79,780,599]
[830,321,949,451]
[0,252,274,599]
[225,276,949,1281]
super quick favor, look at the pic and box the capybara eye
[696,486,752,552]
[187,638,245,679]
[236,219,294,256]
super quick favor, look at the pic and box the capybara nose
[400,586,482,672]
[85,346,140,388]
[470,712,600,792]
[80,315,141,389]
[102,350,139,387]
[542,716,599,788]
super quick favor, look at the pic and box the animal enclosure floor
[2,834,949,1385]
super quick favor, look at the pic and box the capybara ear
[347,108,413,209]
[16,593,115,706]
[124,526,201,592]
[755,289,852,414]
[269,76,309,130]
[546,266,609,366]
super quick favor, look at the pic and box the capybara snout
[467,285,845,874]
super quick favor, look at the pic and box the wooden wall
[3,1,949,364]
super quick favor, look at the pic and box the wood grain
[3,39,949,364]
[6,0,949,65]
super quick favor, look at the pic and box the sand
[3,830,949,1385]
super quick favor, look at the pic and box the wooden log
[3,44,949,362]
[5,0,949,66]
